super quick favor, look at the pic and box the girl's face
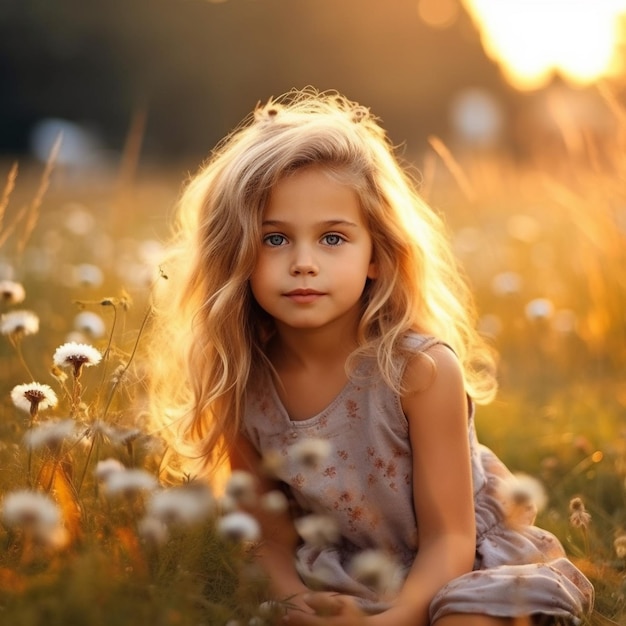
[249,166,377,335]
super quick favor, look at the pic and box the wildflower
[1,490,61,539]
[348,549,403,596]
[260,490,289,514]
[24,419,75,451]
[294,514,339,548]
[94,458,126,481]
[137,516,169,546]
[11,382,58,416]
[217,511,261,543]
[614,535,626,559]
[103,468,158,497]
[53,341,102,378]
[569,497,591,529]
[508,473,548,513]
[73,311,106,338]
[225,470,258,507]
[491,271,523,296]
[0,280,25,304]
[289,438,332,470]
[147,484,215,526]
[73,263,104,288]
[1,310,39,337]
[525,298,554,321]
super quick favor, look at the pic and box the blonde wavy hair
[148,88,497,478]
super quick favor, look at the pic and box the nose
[290,246,319,276]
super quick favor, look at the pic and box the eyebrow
[261,219,359,228]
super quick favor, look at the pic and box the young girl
[150,89,594,625]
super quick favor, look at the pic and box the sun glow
[461,0,626,90]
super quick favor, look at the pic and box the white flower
[103,468,158,496]
[491,271,523,296]
[0,280,25,304]
[525,298,554,321]
[289,438,332,469]
[11,382,58,414]
[260,490,289,514]
[147,484,215,526]
[53,341,102,373]
[1,310,39,336]
[94,458,126,481]
[137,516,169,546]
[73,263,104,288]
[348,549,403,597]
[225,470,258,507]
[24,419,75,450]
[217,511,261,543]
[1,490,61,538]
[294,514,339,548]
[73,311,106,338]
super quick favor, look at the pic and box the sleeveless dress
[241,334,594,624]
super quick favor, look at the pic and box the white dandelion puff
[94,458,126,482]
[289,438,332,470]
[569,497,591,529]
[348,549,403,597]
[525,298,554,321]
[137,516,169,546]
[0,280,26,304]
[497,473,548,526]
[225,470,258,508]
[294,514,339,548]
[73,263,104,288]
[24,419,75,450]
[11,382,58,415]
[147,484,215,526]
[1,490,61,538]
[103,468,158,497]
[73,311,106,338]
[53,341,102,377]
[217,511,261,543]
[260,490,289,515]
[1,310,39,337]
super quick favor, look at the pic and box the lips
[284,288,325,303]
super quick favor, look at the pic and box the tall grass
[0,92,625,624]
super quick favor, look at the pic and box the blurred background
[1,0,625,167]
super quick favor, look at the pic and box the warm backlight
[461,0,626,90]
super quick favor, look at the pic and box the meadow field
[0,110,624,625]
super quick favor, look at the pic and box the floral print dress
[241,334,594,624]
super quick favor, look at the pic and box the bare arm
[229,434,313,614]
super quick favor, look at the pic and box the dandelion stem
[11,337,36,381]
[77,430,99,496]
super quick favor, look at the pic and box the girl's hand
[282,593,367,626]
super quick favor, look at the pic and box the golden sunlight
[461,0,626,90]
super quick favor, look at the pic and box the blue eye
[264,234,287,246]
[322,233,344,246]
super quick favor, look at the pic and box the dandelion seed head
[1,310,39,336]
[294,514,339,548]
[348,549,403,597]
[24,419,75,450]
[103,468,158,496]
[1,490,61,535]
[94,458,126,481]
[137,516,169,546]
[525,298,554,321]
[569,497,591,529]
[289,438,332,470]
[53,341,102,369]
[147,484,215,526]
[511,473,548,512]
[217,511,261,543]
[73,263,104,288]
[225,470,258,507]
[73,311,106,338]
[0,280,26,304]
[260,490,289,515]
[11,382,58,413]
